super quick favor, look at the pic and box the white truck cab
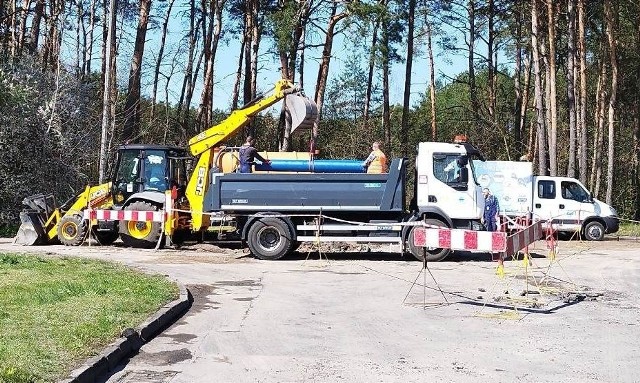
[415,141,485,230]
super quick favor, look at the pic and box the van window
[538,180,555,199]
[561,181,589,202]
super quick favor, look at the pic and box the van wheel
[247,217,293,260]
[583,221,605,241]
[119,201,163,248]
[406,218,451,262]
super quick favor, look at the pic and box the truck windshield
[561,181,590,202]
[433,154,466,184]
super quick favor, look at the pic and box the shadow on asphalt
[279,250,548,263]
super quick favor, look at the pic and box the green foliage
[0,254,177,382]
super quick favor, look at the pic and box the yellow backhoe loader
[15,78,317,248]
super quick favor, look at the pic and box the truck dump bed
[204,159,406,213]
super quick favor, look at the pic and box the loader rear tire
[58,215,88,246]
[119,201,163,249]
[247,217,293,260]
[406,219,451,262]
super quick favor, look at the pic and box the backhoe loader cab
[112,145,189,205]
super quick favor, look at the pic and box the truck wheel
[583,221,605,241]
[247,217,293,260]
[58,215,88,246]
[119,201,163,249]
[93,229,119,245]
[406,219,451,262]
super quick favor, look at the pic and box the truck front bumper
[603,216,620,234]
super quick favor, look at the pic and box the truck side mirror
[459,167,469,183]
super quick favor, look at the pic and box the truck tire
[119,201,163,249]
[93,229,119,245]
[406,218,451,262]
[247,217,293,260]
[58,214,88,246]
[583,221,605,241]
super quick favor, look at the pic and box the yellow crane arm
[187,79,298,156]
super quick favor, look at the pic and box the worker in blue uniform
[238,136,271,173]
[482,188,500,231]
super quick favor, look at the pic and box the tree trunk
[86,0,96,74]
[467,0,480,130]
[122,0,152,143]
[546,0,557,175]
[604,0,617,205]
[577,0,588,184]
[633,11,640,220]
[531,0,547,175]
[513,1,524,157]
[487,0,496,135]
[426,16,437,141]
[590,48,606,196]
[99,0,117,183]
[363,17,379,124]
[18,0,31,54]
[520,53,532,159]
[400,0,415,158]
[29,0,44,54]
[381,16,391,149]
[566,0,577,177]
[231,36,245,110]
[312,4,348,149]
[151,0,175,122]
[197,0,223,130]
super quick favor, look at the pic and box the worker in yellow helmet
[363,141,388,174]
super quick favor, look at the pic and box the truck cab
[414,141,485,229]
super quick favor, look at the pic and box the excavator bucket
[14,194,56,245]
[286,92,318,134]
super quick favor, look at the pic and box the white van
[473,161,619,240]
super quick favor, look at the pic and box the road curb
[61,283,192,383]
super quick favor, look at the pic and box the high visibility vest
[367,149,388,174]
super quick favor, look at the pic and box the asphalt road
[2,238,639,383]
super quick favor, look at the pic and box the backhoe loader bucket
[15,194,57,245]
[286,92,318,134]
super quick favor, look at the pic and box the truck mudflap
[14,194,57,245]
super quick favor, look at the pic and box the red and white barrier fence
[412,227,507,252]
[83,209,165,222]
[506,221,544,255]
[412,221,544,255]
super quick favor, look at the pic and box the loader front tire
[58,215,88,246]
[119,201,163,249]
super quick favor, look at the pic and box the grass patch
[0,253,178,383]
[617,221,640,237]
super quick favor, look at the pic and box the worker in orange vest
[363,141,388,174]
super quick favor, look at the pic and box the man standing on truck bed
[239,136,271,173]
[363,141,388,174]
[482,188,500,231]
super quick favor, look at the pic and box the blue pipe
[254,159,366,173]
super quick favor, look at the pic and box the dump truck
[196,138,487,261]
[472,160,619,240]
[16,79,318,247]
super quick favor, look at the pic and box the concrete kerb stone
[61,283,192,383]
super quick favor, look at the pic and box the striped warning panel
[413,227,507,252]
[506,221,544,254]
[83,209,165,222]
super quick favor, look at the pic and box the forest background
[1,0,639,234]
